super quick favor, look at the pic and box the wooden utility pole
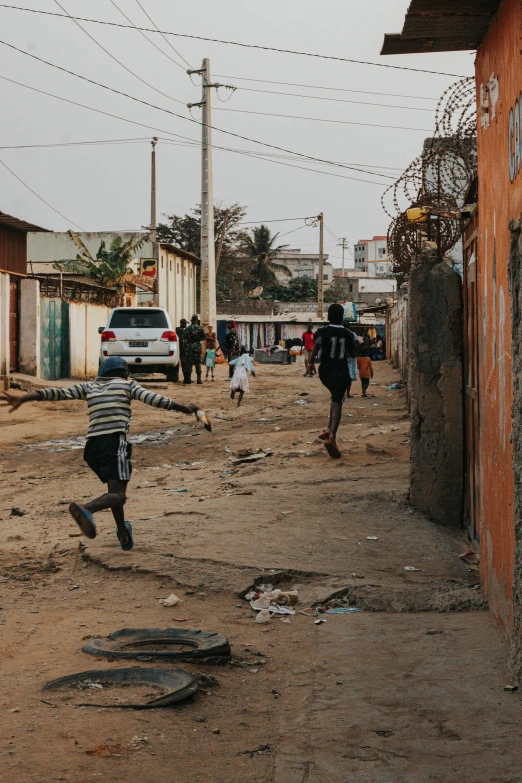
[150,136,158,303]
[187,59,219,329]
[317,212,324,318]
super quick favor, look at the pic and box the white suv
[99,307,180,382]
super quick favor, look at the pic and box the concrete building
[353,236,392,276]
[0,211,49,377]
[273,248,334,286]
[28,231,200,329]
[332,272,397,307]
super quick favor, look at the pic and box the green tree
[157,202,251,299]
[244,225,290,287]
[263,275,318,302]
[54,231,148,289]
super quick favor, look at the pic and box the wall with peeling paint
[475,0,520,632]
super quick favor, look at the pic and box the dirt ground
[1,358,522,783]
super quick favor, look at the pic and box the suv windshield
[109,310,168,329]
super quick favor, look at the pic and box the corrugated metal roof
[381,0,501,55]
[0,210,50,233]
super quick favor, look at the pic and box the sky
[0,0,474,267]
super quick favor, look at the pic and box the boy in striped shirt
[0,356,200,551]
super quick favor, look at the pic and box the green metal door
[41,298,70,380]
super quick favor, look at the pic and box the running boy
[309,303,356,459]
[357,347,374,397]
[0,356,201,550]
[229,348,255,407]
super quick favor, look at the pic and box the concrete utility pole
[187,59,219,329]
[317,212,324,318]
[338,237,349,275]
[150,136,158,303]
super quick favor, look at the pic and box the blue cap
[98,356,129,377]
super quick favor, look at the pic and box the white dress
[230,354,255,392]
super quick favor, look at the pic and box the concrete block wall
[69,302,111,378]
[19,278,40,376]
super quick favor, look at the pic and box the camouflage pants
[182,346,202,381]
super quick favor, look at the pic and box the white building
[273,248,334,285]
[353,236,392,276]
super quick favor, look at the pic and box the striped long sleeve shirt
[37,378,180,438]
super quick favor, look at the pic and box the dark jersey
[315,325,355,379]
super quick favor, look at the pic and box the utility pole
[150,136,158,303]
[187,59,220,329]
[338,237,349,276]
[215,208,230,273]
[317,212,324,318]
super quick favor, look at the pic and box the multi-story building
[273,248,334,285]
[353,236,392,276]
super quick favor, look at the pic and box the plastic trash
[164,488,188,494]
[324,607,361,614]
[160,593,182,607]
[386,382,404,390]
[255,609,271,624]
[458,551,479,565]
[404,566,425,572]
[366,536,378,541]
[314,619,326,625]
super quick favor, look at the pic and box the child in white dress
[229,349,256,406]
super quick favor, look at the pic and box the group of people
[175,316,243,385]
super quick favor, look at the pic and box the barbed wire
[382,77,476,276]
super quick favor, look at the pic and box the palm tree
[244,225,291,286]
[54,231,148,290]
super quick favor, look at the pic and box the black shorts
[319,369,351,405]
[84,433,132,483]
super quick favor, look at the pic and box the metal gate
[40,297,70,380]
[463,213,480,545]
[9,277,19,372]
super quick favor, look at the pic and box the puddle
[22,428,186,452]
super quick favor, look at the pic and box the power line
[0,72,391,187]
[214,106,433,133]
[228,85,435,112]
[0,4,468,77]
[0,137,151,150]
[213,74,439,102]
[108,0,186,70]
[239,216,316,225]
[133,0,193,70]
[0,157,85,228]
[0,40,398,180]
[52,0,187,106]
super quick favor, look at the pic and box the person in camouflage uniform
[182,315,205,384]
[176,318,189,383]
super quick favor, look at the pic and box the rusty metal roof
[381,0,501,55]
[0,210,50,233]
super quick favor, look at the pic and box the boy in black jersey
[309,303,356,459]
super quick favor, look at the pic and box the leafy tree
[157,202,251,299]
[54,231,148,290]
[243,225,290,286]
[262,275,318,302]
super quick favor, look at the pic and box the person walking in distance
[183,315,205,385]
[309,303,356,459]
[357,347,374,397]
[0,357,203,550]
[176,318,189,384]
[223,320,240,378]
[302,323,316,377]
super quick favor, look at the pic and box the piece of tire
[42,666,197,709]
[82,628,231,661]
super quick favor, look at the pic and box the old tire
[82,627,231,661]
[42,666,197,709]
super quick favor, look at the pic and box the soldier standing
[176,318,189,384]
[183,315,206,384]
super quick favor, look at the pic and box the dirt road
[1,360,521,783]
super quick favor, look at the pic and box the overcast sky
[0,1,474,267]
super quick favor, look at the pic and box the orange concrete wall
[475,0,520,631]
